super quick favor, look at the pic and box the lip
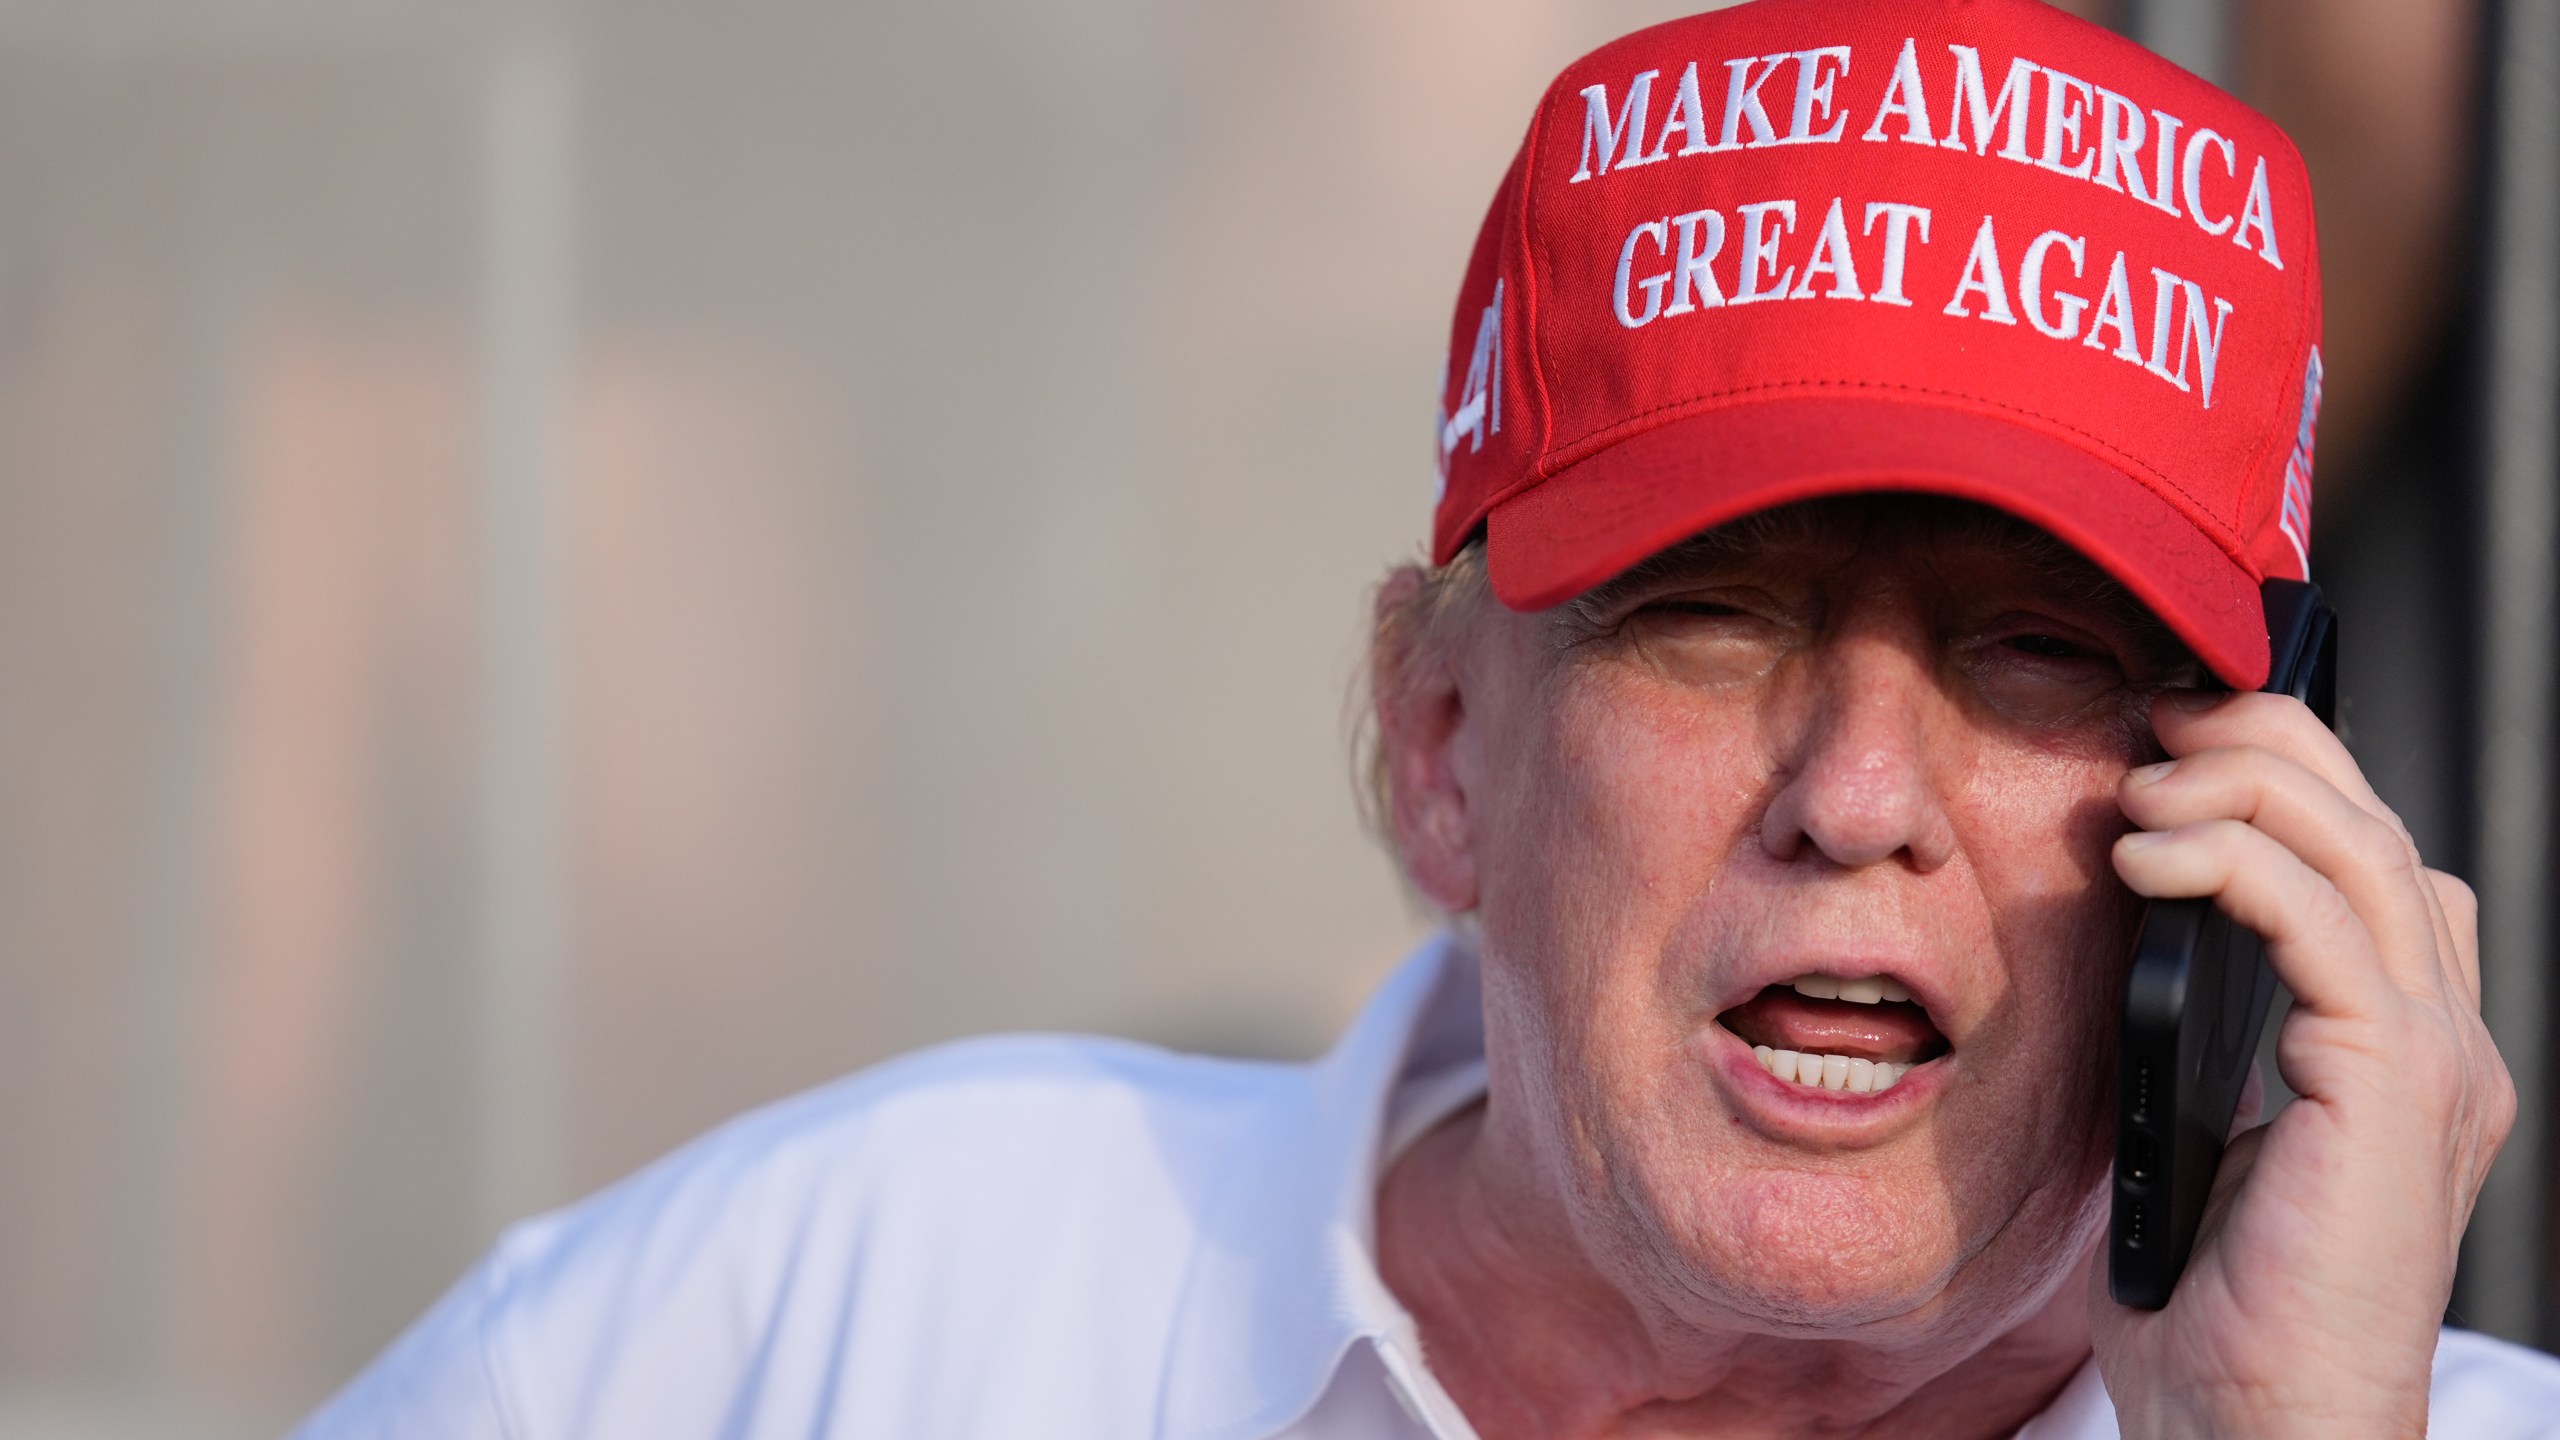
[1697,1017,1947,1137]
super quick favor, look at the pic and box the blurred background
[0,0,2550,1434]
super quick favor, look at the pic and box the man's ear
[1373,568,1480,913]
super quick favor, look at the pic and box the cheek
[1482,675,1766,924]
[1472,677,1768,1114]
[1950,742,2140,1130]
[1958,738,2136,961]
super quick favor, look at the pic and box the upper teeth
[1791,974,1910,1004]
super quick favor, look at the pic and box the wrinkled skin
[1372,498,2510,1439]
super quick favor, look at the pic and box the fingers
[2140,692,2478,1014]
[2119,743,2450,1002]
[2113,817,2396,1022]
[2129,692,2493,1163]
[2149,691,2382,822]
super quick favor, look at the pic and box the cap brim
[1485,396,2269,687]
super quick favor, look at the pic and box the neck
[1375,1104,2096,1440]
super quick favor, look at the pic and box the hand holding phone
[2089,584,2508,1433]
[2108,578,2336,1309]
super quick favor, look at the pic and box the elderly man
[302,1,2559,1435]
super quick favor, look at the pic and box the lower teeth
[1753,1045,1908,1092]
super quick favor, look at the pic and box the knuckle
[2350,812,2420,880]
[2193,743,2278,792]
[2297,871,2360,938]
[2187,817,2260,868]
[2205,815,2259,846]
[2479,1058,2520,1144]
[2430,869,2480,926]
[2221,745,2289,814]
[2375,803,2421,853]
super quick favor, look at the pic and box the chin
[1645,1165,1972,1329]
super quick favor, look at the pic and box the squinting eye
[2005,633,2088,660]
[1651,600,1746,618]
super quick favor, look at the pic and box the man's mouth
[1716,975,1952,1095]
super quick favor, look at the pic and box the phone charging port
[2123,1131,2159,1187]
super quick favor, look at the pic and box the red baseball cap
[1432,0,2323,687]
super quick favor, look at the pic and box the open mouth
[1716,975,1952,1095]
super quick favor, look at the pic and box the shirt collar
[1156,932,1483,1440]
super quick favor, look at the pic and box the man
[301,1,2559,1434]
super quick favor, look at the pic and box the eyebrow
[1560,509,1827,629]
[1555,500,2201,678]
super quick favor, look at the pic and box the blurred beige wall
[0,1,1746,1433]
[8,0,2489,1428]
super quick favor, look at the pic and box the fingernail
[2161,689,2222,713]
[2128,761,2178,786]
[2119,830,2169,851]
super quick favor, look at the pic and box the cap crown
[1433,0,2322,604]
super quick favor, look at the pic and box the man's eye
[1620,596,1789,686]
[2004,633,2089,660]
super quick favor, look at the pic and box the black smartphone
[2108,577,2338,1310]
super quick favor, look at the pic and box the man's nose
[1757,633,1959,873]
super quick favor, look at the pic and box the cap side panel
[2234,122,2324,582]
[1430,143,1535,564]
[1515,71,1560,510]
[2213,116,2318,579]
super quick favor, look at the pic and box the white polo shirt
[297,935,2560,1439]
